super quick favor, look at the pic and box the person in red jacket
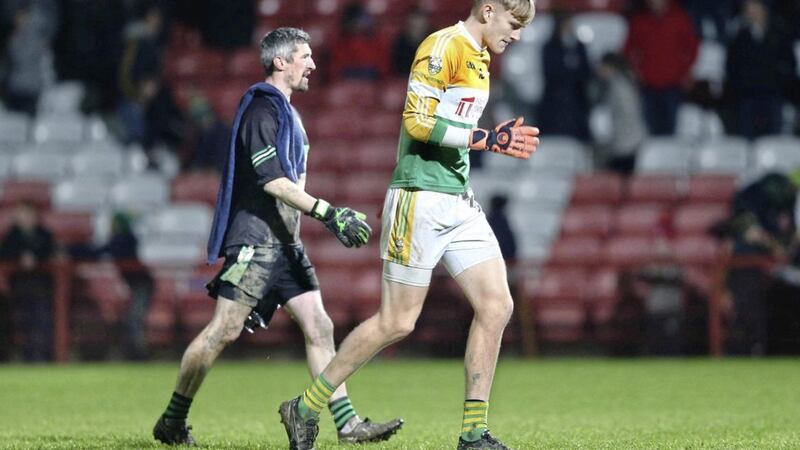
[624,0,698,135]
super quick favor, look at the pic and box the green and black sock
[460,399,488,442]
[298,374,335,419]
[164,392,193,421]
[329,397,358,432]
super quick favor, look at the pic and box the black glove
[309,199,372,248]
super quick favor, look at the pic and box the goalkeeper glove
[468,117,539,159]
[309,199,372,248]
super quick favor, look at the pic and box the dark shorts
[207,244,319,324]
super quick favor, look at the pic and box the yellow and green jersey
[389,22,490,194]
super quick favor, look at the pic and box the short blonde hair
[473,0,535,25]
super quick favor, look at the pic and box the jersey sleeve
[238,99,287,186]
[401,33,471,148]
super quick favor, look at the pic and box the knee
[476,294,514,328]
[205,321,242,349]
[302,313,334,346]
[378,314,416,342]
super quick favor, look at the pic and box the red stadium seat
[306,139,351,175]
[560,204,614,237]
[603,235,658,267]
[364,110,400,138]
[687,175,737,202]
[227,48,264,79]
[171,171,221,207]
[323,80,378,109]
[307,108,367,139]
[548,235,603,267]
[626,175,684,204]
[303,171,341,203]
[571,172,623,204]
[672,202,729,235]
[670,234,721,265]
[341,172,391,204]
[41,211,93,245]
[379,78,409,111]
[352,138,398,171]
[0,180,50,208]
[614,203,669,236]
[256,0,308,20]
[525,266,587,300]
[305,239,380,268]
[164,49,226,81]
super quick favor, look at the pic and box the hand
[309,199,372,248]
[469,117,539,159]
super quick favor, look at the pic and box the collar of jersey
[456,21,485,53]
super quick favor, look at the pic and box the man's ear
[272,55,285,71]
[480,2,495,23]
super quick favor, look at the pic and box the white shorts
[380,187,502,287]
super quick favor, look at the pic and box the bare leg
[453,257,513,401]
[283,290,349,401]
[174,296,251,397]
[322,278,428,386]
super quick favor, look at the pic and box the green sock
[299,374,335,419]
[460,399,488,442]
[164,392,193,421]
[329,397,358,431]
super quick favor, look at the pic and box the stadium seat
[571,172,624,204]
[32,114,86,143]
[691,40,726,84]
[37,82,85,116]
[0,180,51,208]
[603,235,658,267]
[257,0,308,20]
[170,171,220,206]
[379,77,409,111]
[692,136,750,174]
[520,136,587,174]
[303,171,341,203]
[341,172,390,204]
[753,135,800,174]
[51,177,110,212]
[672,202,729,235]
[11,151,69,181]
[363,110,400,138]
[670,234,721,265]
[614,203,669,235]
[560,204,614,237]
[227,48,264,79]
[306,107,367,139]
[514,174,574,208]
[164,48,226,81]
[352,138,398,171]
[0,154,12,181]
[305,238,380,268]
[687,175,736,202]
[548,235,603,267]
[626,175,685,204]
[70,148,125,178]
[572,12,628,64]
[502,41,545,105]
[0,111,29,143]
[524,267,588,343]
[323,80,378,109]
[139,203,213,242]
[41,210,94,245]
[675,104,724,142]
[138,236,205,267]
[469,170,517,208]
[110,173,170,212]
[507,205,563,260]
[635,138,692,175]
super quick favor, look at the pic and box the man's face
[285,42,316,92]
[484,4,529,54]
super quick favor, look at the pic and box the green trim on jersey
[390,116,471,194]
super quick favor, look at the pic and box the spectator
[329,2,390,80]
[486,194,517,261]
[714,173,797,355]
[98,212,154,360]
[537,11,591,140]
[184,94,230,172]
[680,0,735,41]
[1,2,54,115]
[595,52,648,175]
[0,201,56,361]
[119,2,168,97]
[723,0,796,140]
[390,8,431,76]
[624,0,699,135]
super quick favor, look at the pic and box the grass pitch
[0,358,798,449]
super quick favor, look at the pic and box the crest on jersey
[428,56,443,75]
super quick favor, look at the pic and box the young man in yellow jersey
[279,2,539,449]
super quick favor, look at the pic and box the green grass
[0,358,798,449]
